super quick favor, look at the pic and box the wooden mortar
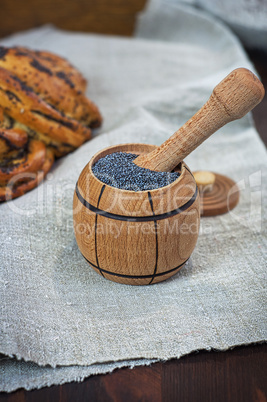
[73,68,264,285]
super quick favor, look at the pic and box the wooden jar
[73,143,200,285]
[73,68,264,285]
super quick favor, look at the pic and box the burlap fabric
[1,0,266,392]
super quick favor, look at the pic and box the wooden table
[0,47,266,402]
[0,2,266,400]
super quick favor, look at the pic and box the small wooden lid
[193,171,240,216]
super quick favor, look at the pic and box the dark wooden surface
[0,48,266,402]
[248,49,267,146]
[0,344,266,401]
[0,0,146,38]
[0,1,266,399]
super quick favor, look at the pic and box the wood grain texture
[193,172,240,217]
[0,7,266,399]
[161,344,267,402]
[73,143,200,285]
[0,0,147,38]
[248,49,267,147]
[134,68,265,172]
[1,344,266,401]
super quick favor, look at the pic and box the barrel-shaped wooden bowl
[73,143,200,285]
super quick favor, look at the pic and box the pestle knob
[193,171,216,193]
[134,68,265,172]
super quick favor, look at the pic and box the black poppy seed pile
[92,152,180,191]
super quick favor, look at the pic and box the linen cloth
[1,0,266,392]
[168,0,267,50]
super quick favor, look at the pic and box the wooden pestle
[134,68,265,172]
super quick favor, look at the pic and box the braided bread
[0,46,102,201]
[0,46,101,126]
[0,127,28,157]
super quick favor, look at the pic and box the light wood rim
[86,143,185,195]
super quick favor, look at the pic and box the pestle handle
[134,68,265,172]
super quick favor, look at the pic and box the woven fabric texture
[1,0,266,392]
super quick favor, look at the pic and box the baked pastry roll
[0,46,102,201]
